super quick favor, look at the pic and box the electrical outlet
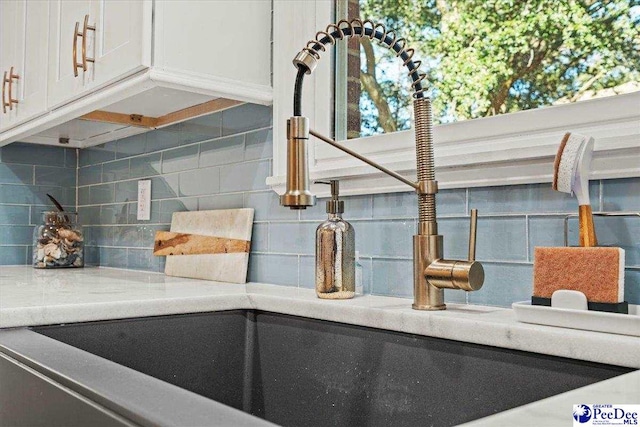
[137,180,151,220]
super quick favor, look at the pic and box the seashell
[37,248,45,261]
[67,237,80,246]
[58,228,82,242]
[43,243,61,259]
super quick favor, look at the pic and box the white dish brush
[552,132,597,246]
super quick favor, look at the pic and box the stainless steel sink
[25,310,631,427]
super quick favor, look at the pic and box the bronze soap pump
[315,180,356,299]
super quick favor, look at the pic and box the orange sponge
[533,247,625,303]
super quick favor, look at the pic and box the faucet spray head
[280,116,316,210]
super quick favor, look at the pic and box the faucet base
[412,303,446,311]
[413,234,446,310]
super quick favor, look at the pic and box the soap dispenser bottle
[315,180,355,299]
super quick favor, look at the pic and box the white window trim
[268,0,640,198]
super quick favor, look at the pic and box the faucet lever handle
[468,209,478,262]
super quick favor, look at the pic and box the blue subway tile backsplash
[219,159,271,193]
[115,134,147,159]
[0,226,33,245]
[468,183,600,214]
[78,164,102,186]
[244,190,298,222]
[248,253,298,286]
[198,193,243,211]
[181,113,223,144]
[130,153,161,179]
[268,222,317,255]
[79,142,116,166]
[0,142,77,263]
[162,145,199,174]
[371,258,414,298]
[0,163,33,184]
[2,103,638,308]
[0,205,30,224]
[602,178,640,211]
[298,255,317,290]
[244,128,273,161]
[468,262,534,307]
[143,125,185,151]
[0,246,29,265]
[179,167,219,196]
[35,166,76,188]
[102,159,130,182]
[0,143,67,167]
[200,135,244,167]
[220,103,272,136]
[356,219,415,258]
[301,194,373,221]
[89,183,115,205]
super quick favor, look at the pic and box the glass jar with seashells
[33,212,84,268]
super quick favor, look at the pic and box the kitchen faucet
[279,19,484,310]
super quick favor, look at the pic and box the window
[269,1,640,196]
[335,0,640,140]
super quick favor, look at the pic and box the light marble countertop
[1,266,638,368]
[464,370,640,426]
[1,265,638,426]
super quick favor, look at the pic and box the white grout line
[296,254,301,288]
[525,214,531,263]
[77,158,271,190]
[599,179,604,211]
[79,125,273,169]
[465,187,469,214]
[75,148,80,212]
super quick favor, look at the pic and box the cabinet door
[155,1,271,87]
[47,0,93,109]
[48,0,149,109]
[0,0,22,130]
[0,0,49,131]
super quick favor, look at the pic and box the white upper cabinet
[0,0,49,131]
[154,1,271,91]
[1,0,272,148]
[47,0,149,109]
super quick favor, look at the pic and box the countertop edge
[1,267,639,368]
[461,370,640,427]
[247,293,640,369]
[1,267,638,427]
[0,294,253,329]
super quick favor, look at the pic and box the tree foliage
[355,0,640,135]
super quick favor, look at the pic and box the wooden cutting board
[163,208,254,283]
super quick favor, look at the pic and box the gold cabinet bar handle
[7,66,19,110]
[2,71,7,114]
[81,14,96,71]
[73,21,80,76]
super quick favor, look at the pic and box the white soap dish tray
[512,302,640,337]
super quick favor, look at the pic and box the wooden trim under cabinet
[79,98,243,129]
